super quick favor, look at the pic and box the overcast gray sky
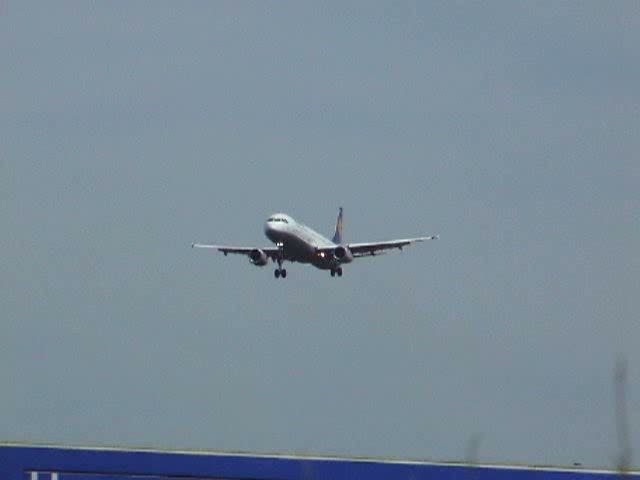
[2,1,639,469]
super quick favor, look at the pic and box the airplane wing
[346,235,439,257]
[191,243,280,259]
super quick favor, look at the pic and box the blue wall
[1,444,636,480]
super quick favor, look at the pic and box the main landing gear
[274,268,287,279]
[330,267,343,278]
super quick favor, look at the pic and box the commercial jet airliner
[192,208,438,279]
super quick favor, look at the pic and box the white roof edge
[0,441,638,475]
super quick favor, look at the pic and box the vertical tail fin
[332,207,343,244]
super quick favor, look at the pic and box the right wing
[192,243,280,259]
[346,235,439,257]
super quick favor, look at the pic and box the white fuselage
[264,213,339,270]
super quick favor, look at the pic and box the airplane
[192,208,438,279]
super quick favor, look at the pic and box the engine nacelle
[333,245,354,264]
[249,249,269,266]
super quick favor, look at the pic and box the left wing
[346,235,439,257]
[192,243,280,259]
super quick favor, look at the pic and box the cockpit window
[267,217,288,224]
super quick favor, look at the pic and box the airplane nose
[264,221,276,235]
[264,221,279,242]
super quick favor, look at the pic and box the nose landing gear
[274,243,287,279]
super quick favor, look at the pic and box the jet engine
[249,249,269,266]
[333,245,353,263]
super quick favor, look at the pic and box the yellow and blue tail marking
[332,207,343,244]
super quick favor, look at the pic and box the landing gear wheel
[330,269,336,277]
[274,269,281,279]
[337,267,343,277]
[281,269,287,278]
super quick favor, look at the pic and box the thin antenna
[464,433,482,480]
[615,356,632,478]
